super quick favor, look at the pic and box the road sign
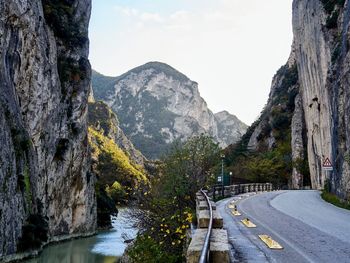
[217,176,222,182]
[322,157,333,171]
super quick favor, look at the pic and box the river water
[24,208,138,263]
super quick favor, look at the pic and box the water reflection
[24,208,138,263]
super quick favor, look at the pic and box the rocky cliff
[293,0,350,199]
[0,0,95,259]
[92,62,247,159]
[234,0,350,199]
[242,49,310,188]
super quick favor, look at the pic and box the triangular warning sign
[323,158,332,167]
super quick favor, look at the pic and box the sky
[89,0,294,125]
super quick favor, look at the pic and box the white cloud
[140,12,163,22]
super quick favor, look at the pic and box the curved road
[217,190,350,263]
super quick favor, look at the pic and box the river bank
[19,207,139,263]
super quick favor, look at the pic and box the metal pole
[221,154,225,197]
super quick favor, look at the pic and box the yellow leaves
[87,127,148,183]
[175,227,182,234]
[185,213,193,223]
[165,229,170,234]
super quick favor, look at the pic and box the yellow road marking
[258,235,283,250]
[241,218,256,228]
[232,209,241,216]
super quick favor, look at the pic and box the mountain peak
[122,61,191,83]
[92,63,247,158]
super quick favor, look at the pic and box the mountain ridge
[92,62,247,159]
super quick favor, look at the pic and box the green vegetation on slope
[224,64,310,188]
[88,100,149,228]
[89,127,147,197]
[129,135,220,262]
[89,126,148,228]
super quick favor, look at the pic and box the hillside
[92,62,247,159]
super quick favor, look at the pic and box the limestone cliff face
[293,0,350,198]
[92,63,247,159]
[246,49,308,189]
[246,0,350,197]
[0,0,95,258]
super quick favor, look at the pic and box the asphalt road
[217,190,350,263]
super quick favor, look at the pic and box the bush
[96,183,118,229]
[321,190,350,210]
[106,181,127,202]
[89,127,147,186]
[129,135,219,261]
[129,235,182,263]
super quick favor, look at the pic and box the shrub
[129,235,182,263]
[96,183,118,229]
[106,181,127,202]
[321,190,350,210]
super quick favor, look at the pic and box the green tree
[130,134,220,262]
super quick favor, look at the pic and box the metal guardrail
[199,189,213,263]
[211,183,273,199]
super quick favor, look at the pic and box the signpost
[322,157,333,192]
[322,157,333,171]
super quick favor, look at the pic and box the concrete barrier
[186,229,230,263]
[197,210,223,229]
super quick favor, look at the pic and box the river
[24,207,139,263]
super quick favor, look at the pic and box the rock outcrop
[92,62,247,159]
[0,0,95,259]
[293,0,350,198]
[246,49,308,189]
[243,0,350,198]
